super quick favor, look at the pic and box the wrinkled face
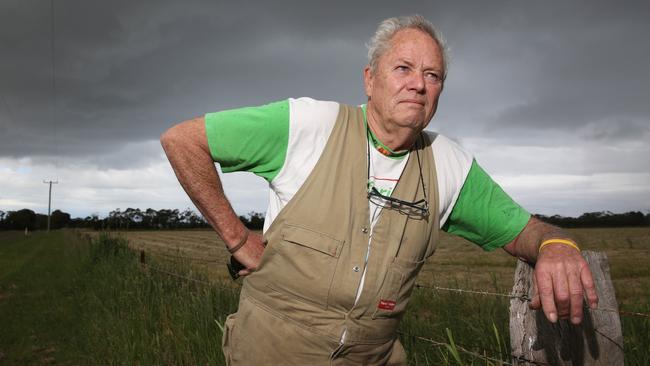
[364,28,445,133]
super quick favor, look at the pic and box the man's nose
[407,71,426,93]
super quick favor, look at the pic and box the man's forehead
[382,30,443,65]
[388,29,439,51]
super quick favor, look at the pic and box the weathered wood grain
[509,251,624,365]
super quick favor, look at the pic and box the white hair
[366,15,449,79]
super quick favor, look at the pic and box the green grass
[1,229,648,365]
[0,231,238,365]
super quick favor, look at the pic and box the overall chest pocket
[264,224,344,308]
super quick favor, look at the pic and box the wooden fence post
[509,251,624,365]
[140,250,146,266]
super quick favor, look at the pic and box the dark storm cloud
[1,0,648,164]
[438,1,650,140]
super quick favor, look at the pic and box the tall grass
[84,234,515,365]
[400,279,511,365]
[1,230,648,365]
[75,233,239,365]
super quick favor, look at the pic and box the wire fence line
[415,283,650,320]
[138,249,650,320]
[140,257,644,364]
[414,283,531,301]
[148,251,227,264]
[141,262,520,364]
[83,233,644,364]
[142,263,241,292]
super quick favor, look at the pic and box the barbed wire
[142,263,240,291]
[415,283,530,301]
[415,283,650,319]
[148,251,227,264]
[618,310,650,319]
[139,260,636,364]
[136,246,650,320]
[137,261,545,364]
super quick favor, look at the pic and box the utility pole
[43,180,58,232]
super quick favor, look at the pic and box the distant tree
[36,214,48,230]
[239,215,250,227]
[5,209,38,230]
[156,209,180,229]
[85,214,101,230]
[243,211,265,230]
[50,210,71,229]
[144,208,158,228]
[179,208,208,228]
[107,208,123,230]
[123,207,144,229]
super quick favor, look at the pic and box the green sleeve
[204,100,289,182]
[442,160,531,251]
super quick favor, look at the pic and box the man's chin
[394,121,427,131]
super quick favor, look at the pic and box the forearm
[160,117,247,247]
[503,217,577,262]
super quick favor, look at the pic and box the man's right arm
[160,117,265,274]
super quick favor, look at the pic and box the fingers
[230,233,267,279]
[233,234,265,267]
[238,268,252,277]
[539,267,587,324]
[581,264,599,309]
[532,248,600,325]
[536,269,559,323]
[567,269,584,324]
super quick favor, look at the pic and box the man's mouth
[399,99,425,106]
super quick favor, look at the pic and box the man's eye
[426,73,442,83]
[396,65,409,72]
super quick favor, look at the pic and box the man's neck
[365,104,419,152]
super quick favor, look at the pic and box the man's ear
[363,65,373,98]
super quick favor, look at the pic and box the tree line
[1,208,648,232]
[533,211,650,228]
[0,208,266,231]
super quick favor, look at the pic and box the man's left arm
[503,217,599,324]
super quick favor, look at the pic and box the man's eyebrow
[396,58,442,72]
[397,58,415,66]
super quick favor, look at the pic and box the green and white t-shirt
[205,97,530,251]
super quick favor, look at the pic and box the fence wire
[142,263,240,291]
[149,251,227,264]
[139,256,644,364]
[146,250,650,319]
[415,283,650,319]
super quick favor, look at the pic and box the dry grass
[89,226,650,307]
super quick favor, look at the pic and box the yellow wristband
[539,238,580,253]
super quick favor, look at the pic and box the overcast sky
[1,0,649,219]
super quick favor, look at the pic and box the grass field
[0,228,648,365]
[118,227,650,308]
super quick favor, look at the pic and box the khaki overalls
[223,104,440,365]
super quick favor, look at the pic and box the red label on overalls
[377,299,396,311]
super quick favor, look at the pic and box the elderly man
[161,15,598,365]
